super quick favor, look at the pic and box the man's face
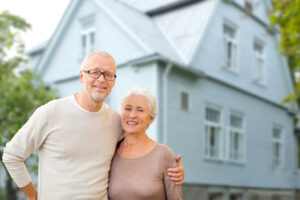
[80,55,116,103]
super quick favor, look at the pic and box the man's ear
[79,71,84,83]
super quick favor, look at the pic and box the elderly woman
[109,86,183,200]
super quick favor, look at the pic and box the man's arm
[2,105,49,198]
[21,182,37,200]
[167,154,184,185]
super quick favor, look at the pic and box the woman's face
[121,94,153,135]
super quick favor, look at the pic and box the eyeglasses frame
[82,69,117,81]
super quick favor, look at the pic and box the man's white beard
[91,92,106,103]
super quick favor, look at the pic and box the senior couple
[2,51,184,200]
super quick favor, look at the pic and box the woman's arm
[162,146,184,200]
[167,154,185,185]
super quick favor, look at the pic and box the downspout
[162,61,173,145]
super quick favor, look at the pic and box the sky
[0,0,71,51]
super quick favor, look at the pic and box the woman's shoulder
[156,143,175,155]
[156,143,177,167]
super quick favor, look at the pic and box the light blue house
[27,0,299,199]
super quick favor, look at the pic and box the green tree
[0,11,58,200]
[269,0,300,106]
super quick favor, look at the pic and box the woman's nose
[128,111,136,118]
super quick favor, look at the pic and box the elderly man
[2,52,184,200]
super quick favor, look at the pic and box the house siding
[165,68,296,190]
[190,0,293,105]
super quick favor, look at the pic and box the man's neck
[75,93,103,112]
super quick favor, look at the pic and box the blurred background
[0,0,299,199]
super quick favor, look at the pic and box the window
[249,194,259,200]
[229,114,244,162]
[230,194,242,200]
[271,195,281,200]
[209,193,223,200]
[205,106,223,159]
[272,127,283,168]
[294,70,300,82]
[180,91,189,111]
[80,18,95,58]
[223,24,237,72]
[244,0,253,13]
[253,41,265,84]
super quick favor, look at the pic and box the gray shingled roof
[99,0,184,64]
[116,0,184,13]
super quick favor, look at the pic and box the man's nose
[97,73,106,81]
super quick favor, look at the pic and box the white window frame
[223,22,238,73]
[253,40,266,85]
[80,17,96,59]
[272,125,284,169]
[204,105,224,160]
[228,113,245,163]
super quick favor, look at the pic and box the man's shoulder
[36,97,69,113]
[103,103,121,117]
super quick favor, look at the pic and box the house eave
[146,0,207,16]
[119,53,296,116]
[223,0,277,34]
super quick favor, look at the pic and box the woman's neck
[123,131,148,147]
[119,132,157,158]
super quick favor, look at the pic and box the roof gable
[37,0,184,75]
[117,0,185,13]
[96,0,183,63]
[154,0,217,64]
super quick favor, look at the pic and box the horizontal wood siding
[165,68,296,189]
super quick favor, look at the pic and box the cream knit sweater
[2,96,122,200]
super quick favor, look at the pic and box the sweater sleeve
[2,104,50,187]
[162,145,183,200]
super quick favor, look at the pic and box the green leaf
[0,11,59,176]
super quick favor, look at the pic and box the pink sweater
[109,143,183,200]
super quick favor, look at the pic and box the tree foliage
[269,0,300,106]
[0,11,58,199]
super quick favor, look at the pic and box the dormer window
[245,0,253,13]
[223,23,237,72]
[253,41,266,85]
[80,17,95,58]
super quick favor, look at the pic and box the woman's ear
[148,116,154,125]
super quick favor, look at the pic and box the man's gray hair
[121,86,158,120]
[80,51,116,70]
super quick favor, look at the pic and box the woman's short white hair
[121,86,158,120]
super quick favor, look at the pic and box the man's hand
[21,182,37,200]
[167,154,184,185]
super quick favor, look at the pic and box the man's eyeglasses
[82,70,117,81]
